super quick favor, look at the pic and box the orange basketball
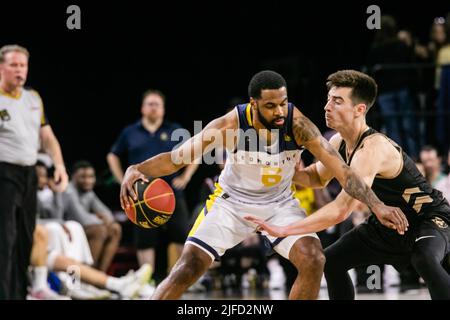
[124,178,176,229]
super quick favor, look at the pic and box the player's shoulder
[353,132,394,161]
[23,86,43,102]
[24,86,38,93]
[291,104,302,118]
[360,132,392,149]
[24,86,40,97]
[328,132,343,149]
[121,120,142,135]
[207,107,238,130]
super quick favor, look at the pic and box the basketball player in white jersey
[120,70,408,299]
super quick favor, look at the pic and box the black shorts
[134,193,190,249]
[333,214,450,271]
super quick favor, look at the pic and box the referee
[0,45,68,299]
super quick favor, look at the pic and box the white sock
[33,266,48,291]
[105,276,124,292]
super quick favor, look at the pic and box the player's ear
[250,97,258,110]
[355,103,366,115]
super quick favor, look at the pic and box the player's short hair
[248,70,287,99]
[326,70,378,113]
[71,160,94,175]
[142,89,166,105]
[0,44,30,64]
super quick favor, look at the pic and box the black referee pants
[0,162,37,300]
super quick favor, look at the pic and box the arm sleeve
[31,90,49,126]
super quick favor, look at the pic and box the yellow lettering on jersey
[261,166,282,187]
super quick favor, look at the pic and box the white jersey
[218,103,303,205]
[0,87,47,166]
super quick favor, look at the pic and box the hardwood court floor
[181,287,431,300]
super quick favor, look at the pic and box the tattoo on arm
[317,137,381,207]
[292,115,321,145]
[292,113,382,208]
[343,164,382,208]
[319,136,345,160]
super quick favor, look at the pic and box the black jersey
[338,128,450,229]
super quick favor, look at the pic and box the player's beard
[256,105,286,130]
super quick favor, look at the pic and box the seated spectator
[36,161,94,265]
[63,161,122,272]
[436,149,450,200]
[29,224,152,300]
[28,224,71,300]
[420,145,446,187]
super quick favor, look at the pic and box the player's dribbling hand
[371,204,409,235]
[120,165,149,210]
[244,215,288,238]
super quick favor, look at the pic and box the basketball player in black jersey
[121,70,408,300]
[246,70,450,299]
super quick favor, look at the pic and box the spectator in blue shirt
[107,89,198,278]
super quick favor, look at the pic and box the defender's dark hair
[326,70,378,113]
[248,70,287,99]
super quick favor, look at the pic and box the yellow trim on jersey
[245,104,253,126]
[189,208,206,237]
[188,183,223,237]
[40,104,46,125]
[30,90,47,126]
[0,87,22,99]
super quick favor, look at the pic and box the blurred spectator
[398,29,428,61]
[436,149,450,200]
[419,145,446,187]
[107,89,197,281]
[28,224,71,300]
[36,161,94,265]
[367,15,419,158]
[428,17,447,62]
[397,29,431,148]
[29,224,153,300]
[435,18,450,79]
[63,161,122,272]
[435,22,450,150]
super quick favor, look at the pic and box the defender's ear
[356,103,367,115]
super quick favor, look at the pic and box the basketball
[124,178,176,229]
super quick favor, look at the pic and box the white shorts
[43,221,94,267]
[186,185,318,261]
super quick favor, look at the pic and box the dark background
[1,0,449,210]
